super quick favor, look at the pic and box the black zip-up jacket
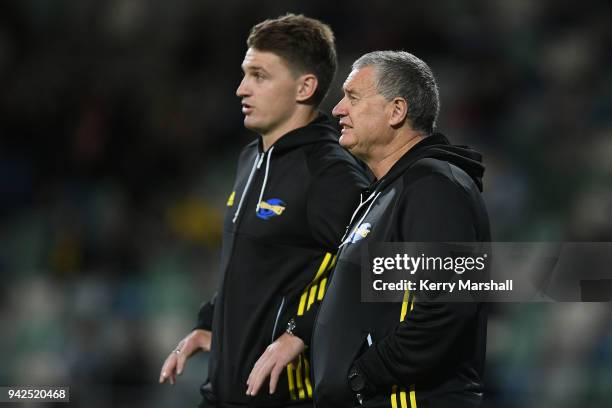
[195,114,369,407]
[311,133,491,408]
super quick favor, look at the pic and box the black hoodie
[195,114,369,407]
[310,133,491,408]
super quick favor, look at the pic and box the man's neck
[261,109,318,151]
[367,129,424,180]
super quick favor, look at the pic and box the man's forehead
[242,48,283,70]
[343,66,376,93]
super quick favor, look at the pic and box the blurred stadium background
[1,0,611,406]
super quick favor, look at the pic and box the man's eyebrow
[242,64,270,74]
[343,86,358,96]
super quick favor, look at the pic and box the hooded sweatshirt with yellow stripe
[195,113,369,407]
[311,133,490,408]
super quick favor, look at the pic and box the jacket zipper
[232,151,264,224]
[271,296,286,342]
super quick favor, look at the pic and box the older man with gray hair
[247,51,490,408]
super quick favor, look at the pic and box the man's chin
[243,117,263,133]
[339,136,356,151]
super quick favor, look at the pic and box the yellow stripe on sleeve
[329,254,338,269]
[400,390,408,408]
[391,385,398,408]
[398,291,417,408]
[317,277,328,300]
[400,289,410,322]
[307,284,318,311]
[287,363,297,400]
[295,355,306,399]
[297,253,332,315]
[289,252,336,400]
[313,252,332,282]
[410,385,417,408]
[303,354,313,398]
[297,291,308,316]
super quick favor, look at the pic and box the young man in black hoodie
[247,52,490,408]
[158,15,369,408]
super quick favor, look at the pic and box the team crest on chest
[345,222,371,244]
[256,198,286,220]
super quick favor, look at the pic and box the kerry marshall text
[372,279,513,292]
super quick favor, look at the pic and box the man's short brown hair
[247,14,337,106]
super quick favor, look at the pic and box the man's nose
[332,97,347,118]
[236,77,249,97]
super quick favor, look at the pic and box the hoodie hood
[374,132,485,192]
[256,112,338,153]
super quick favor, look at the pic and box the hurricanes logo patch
[256,198,286,220]
[346,222,371,244]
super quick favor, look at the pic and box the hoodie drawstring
[346,192,367,230]
[339,190,381,247]
[255,146,274,213]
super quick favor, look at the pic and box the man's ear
[296,74,318,103]
[389,97,409,127]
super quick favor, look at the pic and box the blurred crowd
[0,0,611,407]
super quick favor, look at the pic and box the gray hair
[353,51,440,134]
